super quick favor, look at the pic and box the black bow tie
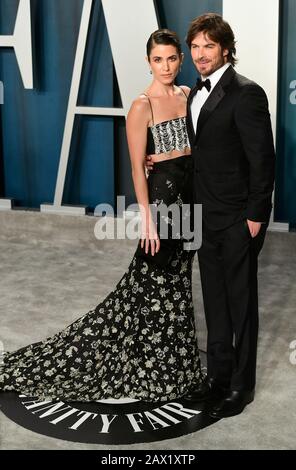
[196,77,211,92]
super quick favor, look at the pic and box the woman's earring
[179,66,182,73]
[149,69,152,74]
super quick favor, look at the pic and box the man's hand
[247,219,262,238]
[145,155,154,172]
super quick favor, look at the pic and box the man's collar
[201,62,231,86]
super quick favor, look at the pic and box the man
[183,13,275,418]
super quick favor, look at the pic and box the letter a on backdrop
[41,0,158,215]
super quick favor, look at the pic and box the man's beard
[198,55,225,77]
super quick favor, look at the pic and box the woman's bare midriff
[149,146,191,162]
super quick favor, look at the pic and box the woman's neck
[147,81,176,97]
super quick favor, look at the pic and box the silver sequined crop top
[144,89,191,155]
[148,116,190,154]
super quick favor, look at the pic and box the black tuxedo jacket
[187,65,275,230]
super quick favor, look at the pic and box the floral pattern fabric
[0,155,203,402]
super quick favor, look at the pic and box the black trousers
[198,219,267,391]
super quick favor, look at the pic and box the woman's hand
[141,213,160,256]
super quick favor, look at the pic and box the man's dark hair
[186,13,237,66]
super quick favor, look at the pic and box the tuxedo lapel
[194,66,236,143]
[186,84,199,144]
[195,83,225,141]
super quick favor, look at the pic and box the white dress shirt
[190,62,231,133]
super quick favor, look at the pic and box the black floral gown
[0,155,203,402]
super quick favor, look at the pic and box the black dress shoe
[184,378,227,403]
[209,390,255,418]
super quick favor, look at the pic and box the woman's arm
[126,97,160,256]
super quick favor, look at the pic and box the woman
[0,29,203,402]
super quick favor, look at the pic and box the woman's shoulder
[179,85,191,97]
[129,94,151,114]
[127,94,151,122]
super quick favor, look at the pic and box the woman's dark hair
[186,13,237,66]
[146,29,182,61]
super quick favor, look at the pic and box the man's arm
[234,84,275,225]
